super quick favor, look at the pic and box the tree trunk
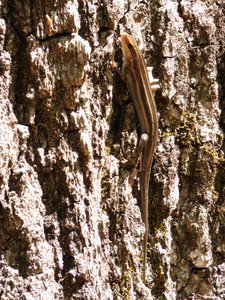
[0,0,224,299]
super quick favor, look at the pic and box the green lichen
[111,253,137,300]
[155,221,167,234]
[161,111,224,168]
[199,144,225,166]
[175,112,200,147]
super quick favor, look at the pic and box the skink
[120,32,159,282]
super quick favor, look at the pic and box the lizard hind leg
[123,133,149,170]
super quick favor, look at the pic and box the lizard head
[120,32,139,61]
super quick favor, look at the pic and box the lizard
[120,32,159,282]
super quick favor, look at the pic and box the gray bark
[0,0,224,299]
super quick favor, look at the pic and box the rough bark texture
[0,0,224,299]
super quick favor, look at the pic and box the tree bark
[0,0,224,299]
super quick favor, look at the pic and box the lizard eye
[127,43,133,49]
[127,42,136,57]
